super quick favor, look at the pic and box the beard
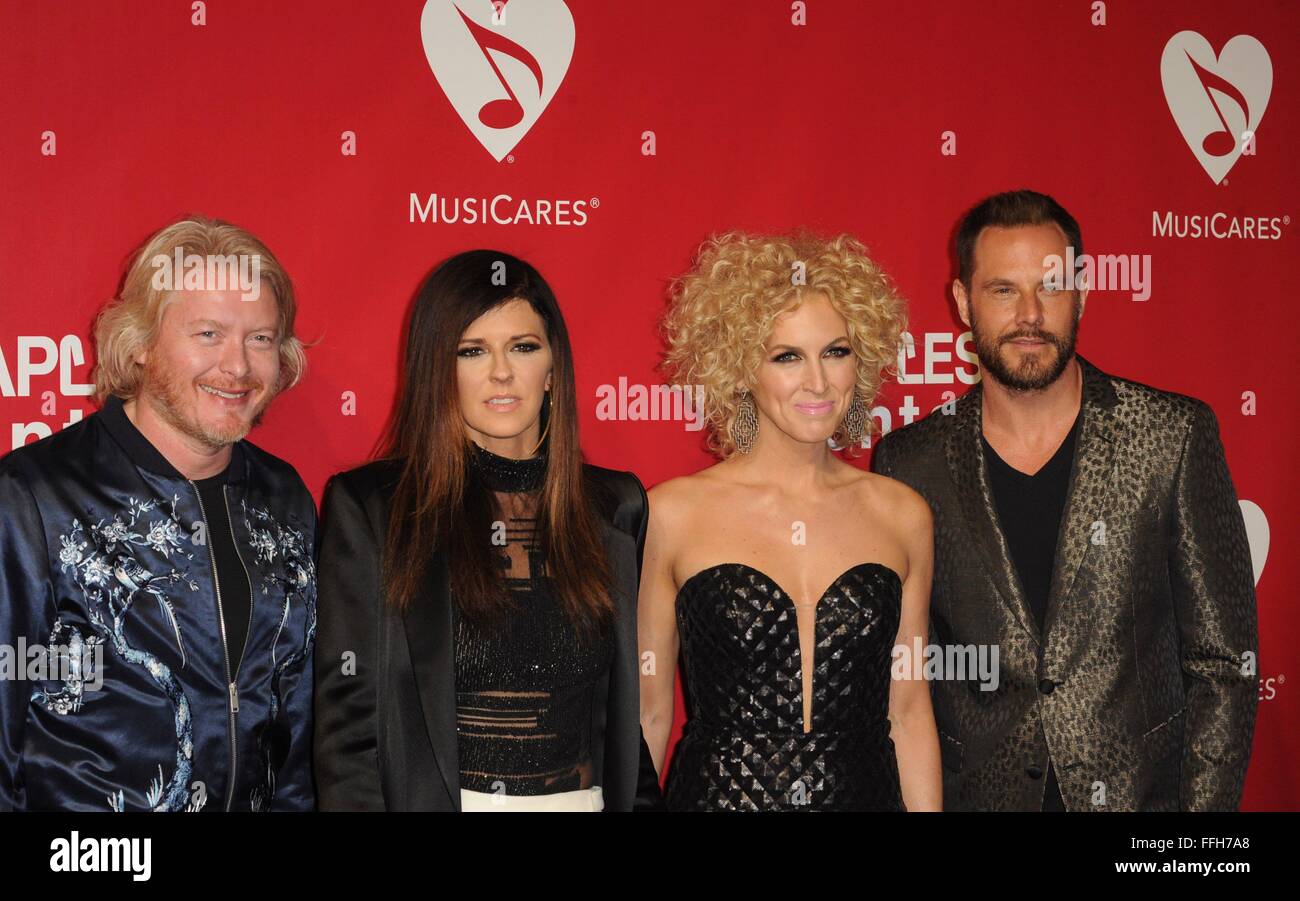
[971,300,1080,392]
[141,354,277,451]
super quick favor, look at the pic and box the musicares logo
[1160,31,1272,184]
[420,0,575,161]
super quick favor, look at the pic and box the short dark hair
[955,190,1083,288]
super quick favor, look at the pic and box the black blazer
[313,457,665,811]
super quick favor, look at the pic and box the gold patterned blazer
[872,354,1258,811]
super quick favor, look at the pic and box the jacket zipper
[189,480,240,812]
[222,485,256,785]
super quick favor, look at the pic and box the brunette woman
[314,251,662,811]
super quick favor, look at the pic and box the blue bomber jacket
[0,395,317,811]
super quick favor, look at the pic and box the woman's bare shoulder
[647,464,732,506]
[850,467,933,535]
[645,465,736,543]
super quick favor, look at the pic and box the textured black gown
[665,562,906,811]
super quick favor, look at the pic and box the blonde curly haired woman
[638,231,942,811]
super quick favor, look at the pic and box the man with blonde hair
[0,215,317,811]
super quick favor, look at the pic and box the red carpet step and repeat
[1,1,1294,809]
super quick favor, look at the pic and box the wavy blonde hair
[92,215,306,404]
[662,230,907,458]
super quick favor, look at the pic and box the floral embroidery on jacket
[57,495,200,811]
[241,502,317,811]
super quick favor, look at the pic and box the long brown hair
[379,250,613,635]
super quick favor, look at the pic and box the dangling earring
[530,388,551,457]
[732,390,758,454]
[840,390,868,445]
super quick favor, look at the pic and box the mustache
[1001,330,1060,343]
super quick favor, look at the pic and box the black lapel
[1041,355,1123,640]
[401,549,462,810]
[944,380,1039,643]
[598,512,640,811]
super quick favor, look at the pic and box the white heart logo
[420,0,574,162]
[1239,500,1269,587]
[1160,31,1272,184]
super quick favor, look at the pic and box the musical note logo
[421,0,575,162]
[455,7,545,129]
[1183,52,1251,158]
[1160,32,1272,184]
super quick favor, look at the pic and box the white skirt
[460,785,604,812]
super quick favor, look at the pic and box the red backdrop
[1,0,1294,809]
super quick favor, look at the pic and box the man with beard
[0,217,317,810]
[872,190,1257,811]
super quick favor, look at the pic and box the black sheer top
[452,442,613,795]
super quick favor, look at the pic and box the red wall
[1,0,1294,809]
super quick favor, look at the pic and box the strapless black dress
[665,562,906,811]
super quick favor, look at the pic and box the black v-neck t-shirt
[981,410,1080,812]
[981,413,1080,633]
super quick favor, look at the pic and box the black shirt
[452,441,612,796]
[981,410,1080,812]
[193,468,252,677]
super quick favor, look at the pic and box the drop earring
[841,390,868,445]
[732,390,758,454]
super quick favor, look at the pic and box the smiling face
[134,287,282,450]
[748,291,859,449]
[953,222,1084,392]
[456,298,554,455]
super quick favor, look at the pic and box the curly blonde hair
[92,215,306,404]
[661,230,907,458]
